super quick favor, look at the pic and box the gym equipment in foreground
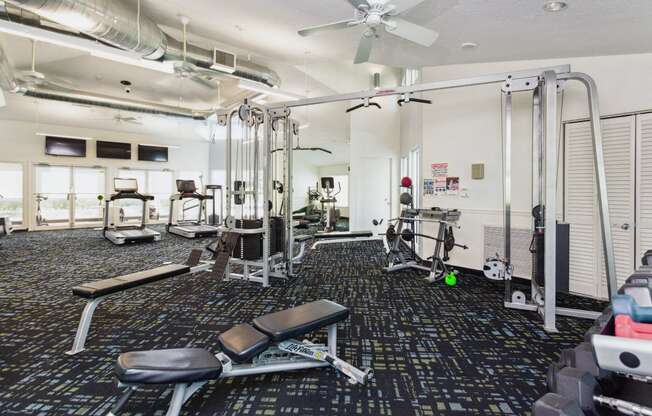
[66,258,212,355]
[205,184,223,226]
[103,178,161,245]
[107,300,373,416]
[533,267,652,415]
[167,180,219,239]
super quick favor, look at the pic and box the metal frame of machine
[257,65,616,332]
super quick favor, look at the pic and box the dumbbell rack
[534,265,652,415]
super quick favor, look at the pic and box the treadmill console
[176,180,197,194]
[114,178,138,193]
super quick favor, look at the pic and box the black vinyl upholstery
[253,300,349,342]
[217,324,270,363]
[314,231,373,240]
[115,348,222,384]
[72,264,190,299]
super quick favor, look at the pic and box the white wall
[0,119,210,229]
[415,52,652,274]
[349,95,401,231]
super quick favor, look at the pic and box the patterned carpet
[0,226,607,415]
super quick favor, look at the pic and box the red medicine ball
[401,176,412,188]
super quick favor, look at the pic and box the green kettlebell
[444,272,458,287]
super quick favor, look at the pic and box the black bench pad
[314,231,373,240]
[294,235,312,242]
[253,300,349,342]
[115,348,222,384]
[72,264,190,299]
[218,324,270,363]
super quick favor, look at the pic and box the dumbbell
[550,367,600,414]
[551,343,620,395]
[532,393,584,416]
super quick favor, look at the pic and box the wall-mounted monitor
[138,145,168,162]
[45,136,86,157]
[97,141,131,160]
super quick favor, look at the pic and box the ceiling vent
[212,48,236,74]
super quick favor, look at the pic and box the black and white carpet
[0,226,606,415]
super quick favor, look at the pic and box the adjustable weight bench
[108,300,373,416]
[68,260,211,355]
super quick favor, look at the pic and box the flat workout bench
[108,300,373,416]
[68,264,199,355]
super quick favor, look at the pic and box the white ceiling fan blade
[385,18,438,46]
[354,34,374,64]
[386,0,426,15]
[298,19,359,37]
[348,0,370,9]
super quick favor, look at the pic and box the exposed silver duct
[5,0,281,86]
[0,39,17,92]
[23,85,208,119]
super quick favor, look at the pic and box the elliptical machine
[319,177,341,232]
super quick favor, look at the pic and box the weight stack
[234,219,262,260]
[269,216,285,254]
[532,222,570,293]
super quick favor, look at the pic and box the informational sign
[447,177,459,196]
[423,179,434,196]
[431,162,448,177]
[431,162,448,195]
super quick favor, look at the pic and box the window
[402,69,420,87]
[0,162,24,224]
[400,156,408,180]
[332,175,349,208]
[117,169,173,220]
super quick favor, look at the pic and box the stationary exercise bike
[34,193,48,226]
[319,177,341,232]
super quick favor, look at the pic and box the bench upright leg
[66,297,104,355]
[327,324,337,356]
[166,383,188,416]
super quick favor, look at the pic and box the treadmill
[167,180,219,239]
[103,178,161,245]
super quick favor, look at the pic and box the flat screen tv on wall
[138,145,168,162]
[97,141,131,160]
[45,136,87,157]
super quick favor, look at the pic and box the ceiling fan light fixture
[543,1,568,12]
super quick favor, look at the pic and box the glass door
[72,167,106,224]
[34,165,72,228]
[0,162,24,225]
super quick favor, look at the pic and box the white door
[564,116,636,298]
[353,157,391,234]
[597,116,636,297]
[636,113,652,266]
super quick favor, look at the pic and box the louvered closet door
[565,116,635,299]
[565,121,599,297]
[597,116,635,298]
[636,113,652,267]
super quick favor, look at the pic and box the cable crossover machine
[258,65,616,332]
[213,100,301,286]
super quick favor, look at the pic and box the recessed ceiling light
[543,1,567,12]
[461,42,478,50]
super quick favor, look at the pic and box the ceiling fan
[298,0,438,64]
[17,40,76,89]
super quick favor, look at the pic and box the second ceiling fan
[298,0,438,64]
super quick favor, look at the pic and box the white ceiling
[143,0,652,68]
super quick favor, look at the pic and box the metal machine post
[502,92,512,304]
[262,110,272,287]
[542,70,559,332]
[284,119,295,276]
